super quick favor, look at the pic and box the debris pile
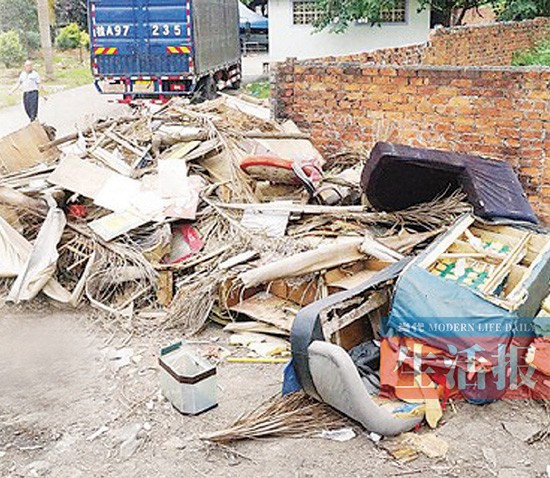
[1,95,548,450]
[0,96,468,328]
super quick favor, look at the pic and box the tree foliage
[313,0,406,32]
[496,0,550,20]
[312,0,549,30]
[512,39,550,65]
[0,30,27,68]
[0,0,38,36]
[55,0,88,30]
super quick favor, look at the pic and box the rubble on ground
[0,93,548,453]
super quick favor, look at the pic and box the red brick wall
[303,18,549,67]
[313,43,426,66]
[271,19,550,224]
[272,64,550,223]
[424,18,550,66]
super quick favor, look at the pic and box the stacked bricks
[423,17,550,66]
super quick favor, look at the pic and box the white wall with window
[268,0,430,61]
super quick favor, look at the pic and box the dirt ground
[1,307,549,478]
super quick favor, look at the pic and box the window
[292,1,323,25]
[356,0,407,24]
[380,0,406,23]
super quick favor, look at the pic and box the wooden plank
[38,115,137,151]
[507,237,550,303]
[480,232,530,295]
[0,122,59,174]
[106,130,146,157]
[229,293,296,333]
[418,215,475,269]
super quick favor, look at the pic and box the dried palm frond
[84,239,157,317]
[361,190,472,230]
[201,392,351,444]
[324,148,369,172]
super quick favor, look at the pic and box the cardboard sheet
[47,155,114,199]
[0,122,59,174]
[88,211,148,242]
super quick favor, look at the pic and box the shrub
[512,40,550,66]
[0,30,26,68]
[55,23,82,50]
[496,0,550,21]
[80,31,90,49]
[20,30,41,52]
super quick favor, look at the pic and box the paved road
[0,54,269,138]
[0,84,131,138]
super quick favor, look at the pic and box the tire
[197,75,218,101]
[228,79,241,90]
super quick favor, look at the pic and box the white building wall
[268,0,431,61]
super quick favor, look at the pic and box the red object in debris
[68,204,88,218]
[168,224,204,264]
[240,155,321,185]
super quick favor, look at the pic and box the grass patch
[512,39,550,67]
[0,49,93,109]
[244,81,270,99]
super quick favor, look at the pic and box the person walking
[10,60,47,122]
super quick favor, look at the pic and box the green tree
[312,0,491,30]
[0,0,40,51]
[55,0,88,29]
[496,0,550,20]
[0,0,38,34]
[0,30,27,68]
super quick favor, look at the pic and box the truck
[87,0,241,102]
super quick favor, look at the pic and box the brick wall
[308,18,549,67]
[313,43,426,66]
[272,19,550,224]
[423,18,550,66]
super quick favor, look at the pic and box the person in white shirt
[10,60,47,122]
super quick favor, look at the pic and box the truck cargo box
[88,0,241,100]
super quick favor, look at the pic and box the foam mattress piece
[361,142,538,224]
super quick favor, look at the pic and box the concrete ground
[0,308,549,478]
[0,54,269,139]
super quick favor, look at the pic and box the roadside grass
[0,49,93,109]
[512,39,550,66]
[244,81,270,99]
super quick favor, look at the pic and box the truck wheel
[198,76,218,101]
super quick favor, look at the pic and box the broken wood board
[229,292,297,333]
[47,155,115,200]
[270,278,318,307]
[0,122,59,174]
[320,290,388,350]
[324,259,390,291]
[88,211,148,242]
[219,277,262,309]
[162,140,201,160]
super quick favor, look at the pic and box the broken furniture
[289,259,426,435]
[308,341,424,436]
[361,142,538,224]
[383,214,550,404]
